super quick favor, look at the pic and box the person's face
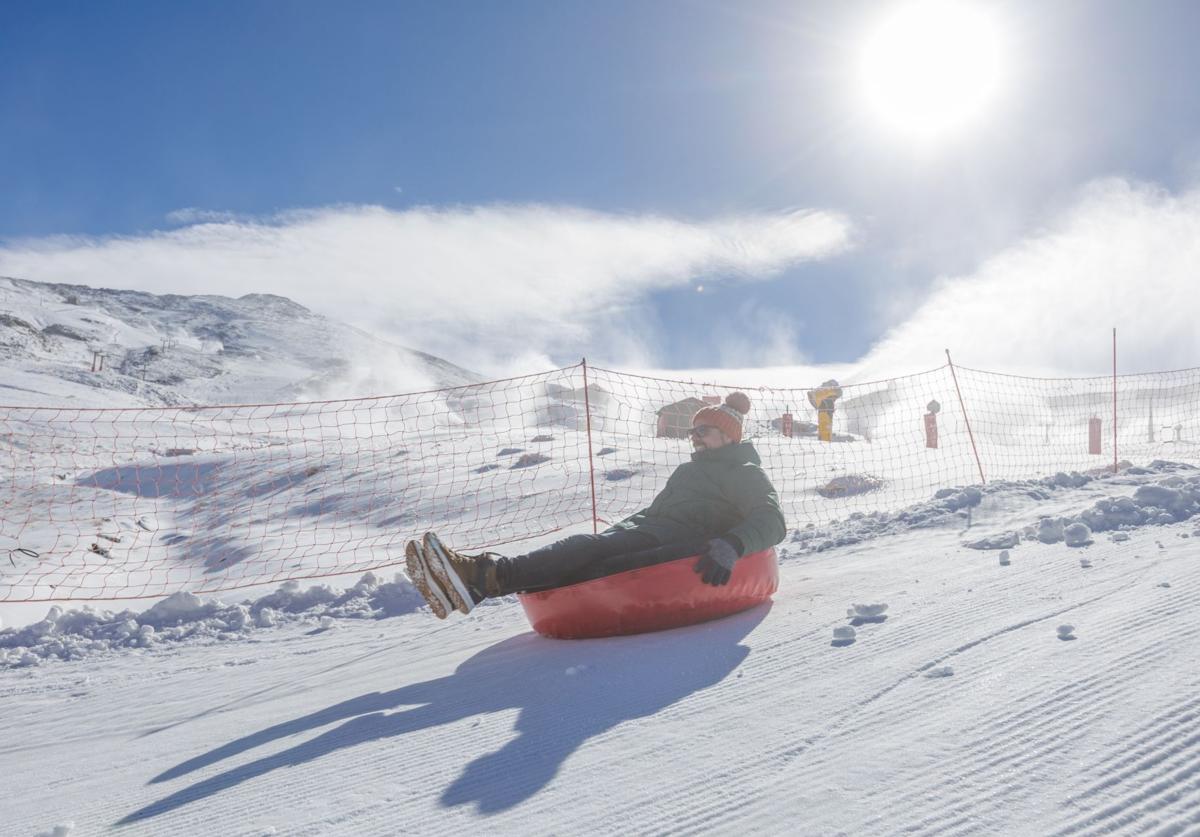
[689,423,731,450]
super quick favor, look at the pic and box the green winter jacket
[608,441,786,556]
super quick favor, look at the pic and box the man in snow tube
[405,392,787,620]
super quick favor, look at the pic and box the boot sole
[405,540,451,619]
[422,532,476,615]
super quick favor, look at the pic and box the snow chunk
[1133,485,1190,519]
[33,823,74,837]
[999,550,1011,566]
[925,666,954,678]
[933,486,982,510]
[966,531,1020,550]
[832,626,856,642]
[1080,496,1145,531]
[1035,518,1066,544]
[1052,472,1091,489]
[1064,523,1093,547]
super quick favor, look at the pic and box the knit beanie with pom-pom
[692,392,751,443]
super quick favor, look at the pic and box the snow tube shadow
[518,547,778,639]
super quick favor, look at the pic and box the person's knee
[557,534,597,551]
[529,533,595,561]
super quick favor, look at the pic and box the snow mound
[816,474,885,499]
[791,483,986,554]
[792,463,1200,558]
[1029,469,1200,548]
[0,572,422,668]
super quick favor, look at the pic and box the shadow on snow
[117,605,768,825]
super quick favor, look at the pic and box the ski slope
[5,469,1200,836]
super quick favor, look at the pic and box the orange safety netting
[3,361,1199,602]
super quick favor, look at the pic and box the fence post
[945,350,986,485]
[581,358,599,535]
[1112,327,1118,473]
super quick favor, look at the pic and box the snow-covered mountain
[0,275,480,407]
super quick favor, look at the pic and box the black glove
[694,537,739,586]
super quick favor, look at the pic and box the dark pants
[494,529,711,595]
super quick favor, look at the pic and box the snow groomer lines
[2,358,1200,602]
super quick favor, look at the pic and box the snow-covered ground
[5,279,1200,835]
[4,465,1200,835]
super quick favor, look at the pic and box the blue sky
[4,1,1200,375]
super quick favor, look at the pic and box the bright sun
[858,1,1007,142]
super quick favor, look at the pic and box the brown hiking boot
[404,539,452,619]
[421,532,501,615]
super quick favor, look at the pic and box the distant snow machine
[518,547,779,639]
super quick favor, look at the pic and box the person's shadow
[118,604,769,825]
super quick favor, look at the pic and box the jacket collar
[691,440,760,465]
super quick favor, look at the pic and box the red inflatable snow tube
[518,547,778,639]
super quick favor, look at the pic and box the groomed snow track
[3,508,1200,834]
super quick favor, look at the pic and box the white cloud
[859,178,1200,378]
[0,203,852,376]
[164,208,247,226]
[713,298,814,369]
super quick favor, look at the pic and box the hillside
[0,275,479,408]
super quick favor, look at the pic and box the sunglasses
[688,425,720,437]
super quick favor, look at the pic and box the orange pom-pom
[724,392,751,415]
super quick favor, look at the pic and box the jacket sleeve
[724,464,787,556]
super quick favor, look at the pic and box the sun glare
[858,1,1007,142]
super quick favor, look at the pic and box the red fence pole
[581,358,599,534]
[945,350,986,485]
